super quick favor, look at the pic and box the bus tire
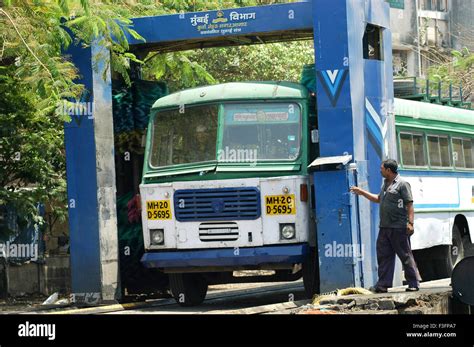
[169,273,208,307]
[302,247,320,300]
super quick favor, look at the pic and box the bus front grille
[199,222,239,242]
[174,187,261,222]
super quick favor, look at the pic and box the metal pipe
[415,0,423,77]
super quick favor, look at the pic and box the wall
[6,256,70,297]
[450,0,474,50]
[390,1,419,76]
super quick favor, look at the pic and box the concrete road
[106,281,307,315]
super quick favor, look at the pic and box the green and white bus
[140,82,316,306]
[395,98,474,280]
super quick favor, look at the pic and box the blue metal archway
[65,0,395,304]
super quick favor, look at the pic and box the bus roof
[395,98,474,126]
[151,81,309,109]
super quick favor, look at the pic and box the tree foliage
[0,0,146,235]
[190,41,314,85]
[428,48,474,103]
[0,67,67,238]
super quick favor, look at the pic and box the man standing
[350,159,421,292]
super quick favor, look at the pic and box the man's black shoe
[406,287,420,292]
[369,286,388,293]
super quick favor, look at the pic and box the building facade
[389,0,473,77]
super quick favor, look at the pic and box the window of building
[421,0,447,11]
[428,135,451,167]
[400,133,427,167]
[437,0,448,11]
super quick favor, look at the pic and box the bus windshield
[150,104,218,168]
[221,103,301,162]
[149,102,302,169]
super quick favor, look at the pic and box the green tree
[428,48,474,104]
[191,41,314,84]
[0,0,148,239]
[0,67,67,238]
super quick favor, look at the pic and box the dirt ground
[0,294,47,312]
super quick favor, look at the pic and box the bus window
[464,139,473,169]
[452,138,466,168]
[222,103,301,162]
[400,132,426,167]
[400,133,415,166]
[428,135,451,168]
[150,105,218,167]
[413,135,426,166]
[439,137,451,167]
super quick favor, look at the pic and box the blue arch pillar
[64,43,119,304]
[312,0,395,291]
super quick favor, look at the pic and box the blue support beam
[64,42,119,304]
[125,2,313,50]
[312,0,394,291]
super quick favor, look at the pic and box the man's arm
[406,201,415,235]
[350,186,380,203]
[406,201,414,224]
[401,182,415,235]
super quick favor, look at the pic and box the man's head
[380,159,398,179]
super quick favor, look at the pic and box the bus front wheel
[169,273,208,307]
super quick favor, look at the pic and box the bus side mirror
[311,129,319,144]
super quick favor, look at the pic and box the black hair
[382,159,398,174]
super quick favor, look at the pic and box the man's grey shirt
[379,174,414,228]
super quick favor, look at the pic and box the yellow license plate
[265,195,296,215]
[146,200,172,220]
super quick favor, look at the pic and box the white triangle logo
[326,70,339,85]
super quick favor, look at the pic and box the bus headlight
[280,224,296,240]
[150,229,165,245]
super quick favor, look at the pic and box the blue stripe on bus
[414,203,460,209]
[400,170,474,178]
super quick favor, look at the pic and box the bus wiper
[199,168,216,176]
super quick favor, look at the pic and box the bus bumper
[141,244,309,269]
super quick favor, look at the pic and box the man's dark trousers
[376,227,421,288]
